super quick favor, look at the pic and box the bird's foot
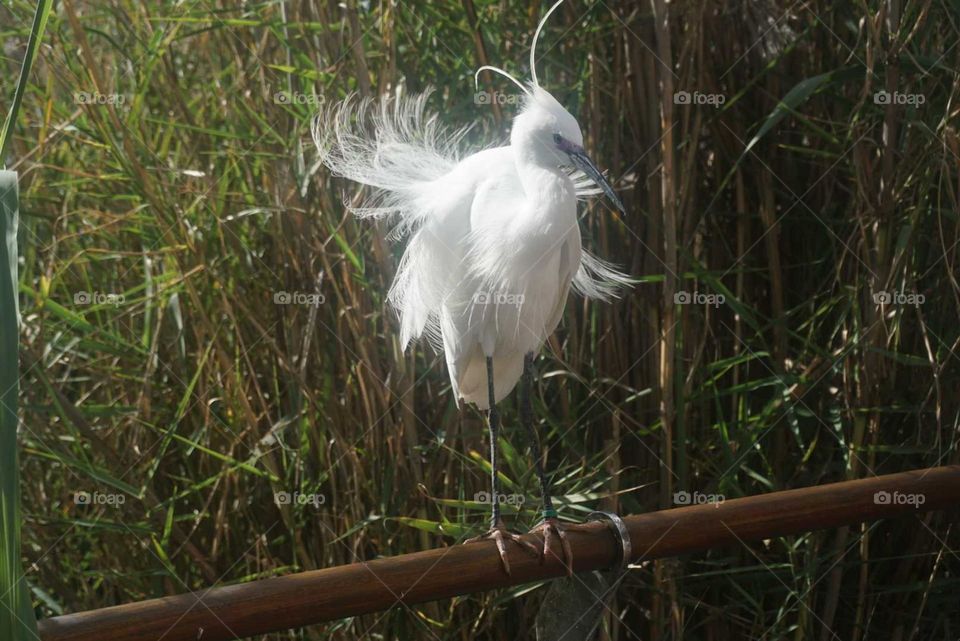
[464,521,540,575]
[529,517,592,577]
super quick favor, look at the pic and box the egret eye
[552,133,563,145]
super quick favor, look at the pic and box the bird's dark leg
[463,356,538,574]
[487,356,502,528]
[523,352,589,576]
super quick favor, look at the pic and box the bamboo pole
[38,465,960,641]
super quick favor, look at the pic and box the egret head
[516,87,625,214]
[513,85,582,159]
[473,0,625,214]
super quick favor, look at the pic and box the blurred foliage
[1,0,958,639]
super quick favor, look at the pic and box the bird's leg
[522,352,590,577]
[487,355,502,530]
[464,356,538,575]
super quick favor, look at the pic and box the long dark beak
[566,145,625,214]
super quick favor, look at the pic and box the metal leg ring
[587,511,632,571]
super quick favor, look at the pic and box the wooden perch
[38,465,960,641]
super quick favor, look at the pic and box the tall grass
[0,0,51,161]
[1,1,958,639]
[1,172,38,641]
[1,1,52,639]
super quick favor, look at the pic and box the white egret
[314,0,629,575]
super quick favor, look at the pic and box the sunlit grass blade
[0,0,54,163]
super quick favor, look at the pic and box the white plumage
[313,6,629,411]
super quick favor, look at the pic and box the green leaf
[393,517,471,538]
[713,66,864,197]
[742,67,861,158]
[0,171,39,640]
[0,0,54,162]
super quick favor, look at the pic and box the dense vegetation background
[2,0,958,638]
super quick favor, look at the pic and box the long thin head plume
[530,0,567,87]
[474,65,531,98]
